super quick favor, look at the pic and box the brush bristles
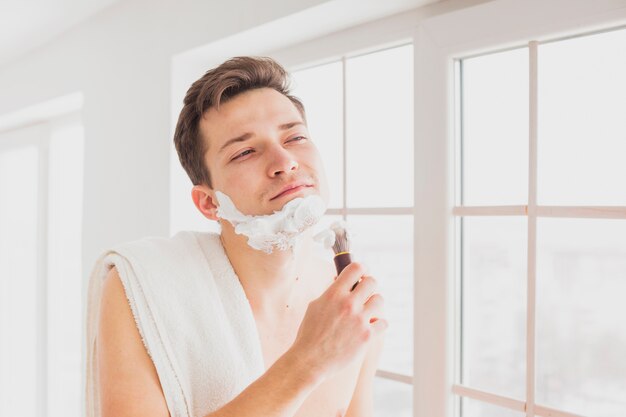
[332,226,350,254]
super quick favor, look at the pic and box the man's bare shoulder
[98,267,170,417]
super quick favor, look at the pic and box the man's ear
[191,185,220,221]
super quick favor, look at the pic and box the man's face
[200,87,329,216]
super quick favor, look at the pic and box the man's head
[173,56,329,221]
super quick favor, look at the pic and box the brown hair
[173,56,306,187]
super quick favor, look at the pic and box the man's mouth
[270,183,314,201]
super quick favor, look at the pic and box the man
[94,57,387,417]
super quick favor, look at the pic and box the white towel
[85,231,265,417]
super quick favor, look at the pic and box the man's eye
[232,149,254,160]
[288,136,307,143]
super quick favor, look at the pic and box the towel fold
[86,231,265,417]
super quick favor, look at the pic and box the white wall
[0,0,347,282]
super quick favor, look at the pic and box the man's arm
[98,267,170,417]
[98,262,385,417]
[344,331,385,417]
[98,268,322,417]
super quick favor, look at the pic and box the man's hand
[288,262,388,383]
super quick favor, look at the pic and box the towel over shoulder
[85,231,265,417]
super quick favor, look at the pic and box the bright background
[1,1,625,417]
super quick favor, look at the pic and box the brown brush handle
[334,252,359,291]
[334,252,351,274]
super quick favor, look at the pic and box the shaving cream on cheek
[214,190,327,254]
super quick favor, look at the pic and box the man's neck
[218,221,314,318]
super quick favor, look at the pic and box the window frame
[0,111,84,417]
[0,122,50,417]
[415,1,626,417]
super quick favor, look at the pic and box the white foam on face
[215,190,327,254]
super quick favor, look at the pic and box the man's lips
[270,183,313,200]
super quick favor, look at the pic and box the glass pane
[346,45,414,207]
[374,377,412,417]
[461,216,527,399]
[538,28,626,205]
[461,397,525,417]
[291,61,343,209]
[47,123,84,417]
[0,146,39,417]
[461,48,528,205]
[536,218,626,417]
[348,215,413,376]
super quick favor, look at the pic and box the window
[453,27,626,417]
[291,43,414,417]
[0,117,84,417]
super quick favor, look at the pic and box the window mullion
[376,369,414,385]
[341,56,348,221]
[452,385,526,413]
[453,206,626,219]
[526,40,539,417]
[36,140,50,417]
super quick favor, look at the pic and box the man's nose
[267,146,299,177]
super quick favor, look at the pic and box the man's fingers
[351,275,377,303]
[363,293,384,317]
[333,262,366,292]
[370,318,388,333]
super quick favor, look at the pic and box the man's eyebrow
[278,121,305,130]
[218,121,305,155]
[218,133,253,155]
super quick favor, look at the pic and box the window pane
[536,218,626,417]
[538,28,626,205]
[47,123,84,417]
[346,45,413,207]
[461,48,528,205]
[349,215,413,376]
[460,397,525,417]
[461,216,527,399]
[291,62,343,209]
[374,377,412,417]
[0,146,39,417]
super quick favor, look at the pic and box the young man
[91,57,387,417]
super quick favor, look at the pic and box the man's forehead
[200,88,304,146]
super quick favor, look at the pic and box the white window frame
[415,1,626,416]
[0,122,51,417]
[0,101,83,417]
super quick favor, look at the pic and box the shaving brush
[331,224,351,273]
[330,223,359,291]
